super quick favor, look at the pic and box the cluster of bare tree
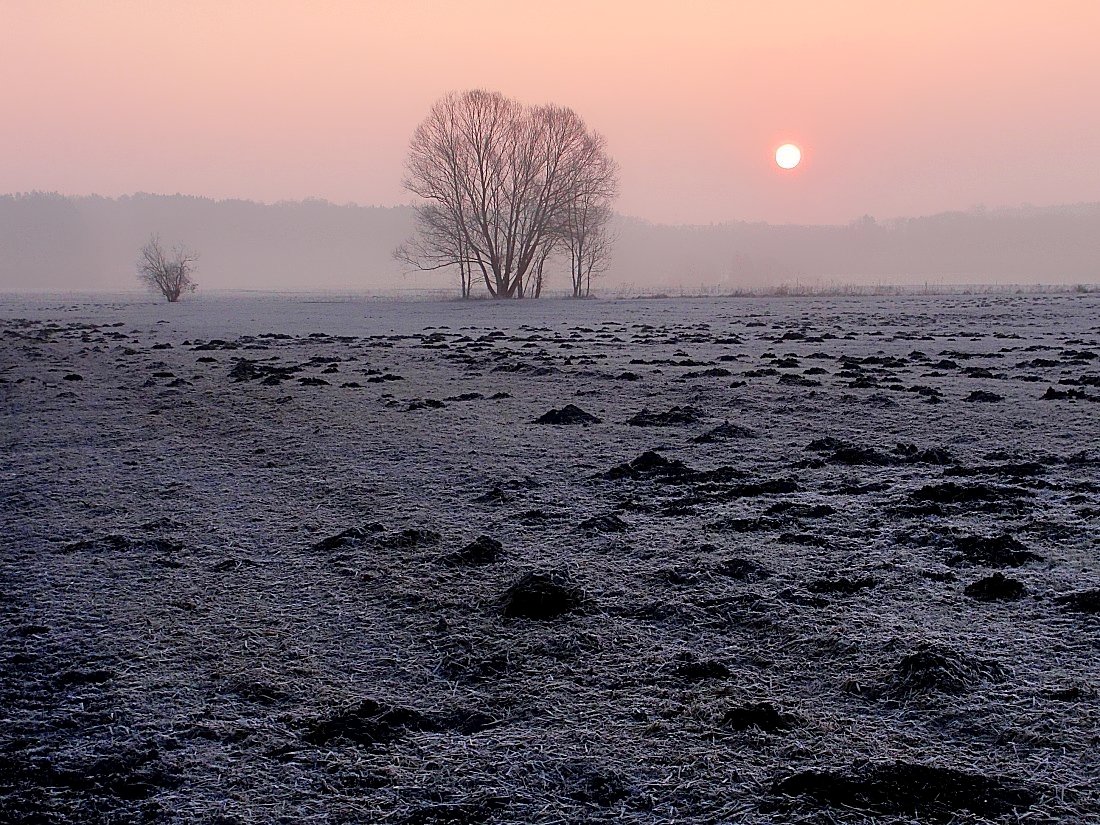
[137,235,198,302]
[397,90,619,298]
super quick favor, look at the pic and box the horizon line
[4,190,1099,231]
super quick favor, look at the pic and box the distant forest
[1,192,1098,293]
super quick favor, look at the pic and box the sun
[775,143,802,170]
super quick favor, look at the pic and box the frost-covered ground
[2,293,1099,824]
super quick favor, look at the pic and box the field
[2,293,1098,824]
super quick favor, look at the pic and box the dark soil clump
[501,571,586,620]
[807,575,877,595]
[805,436,852,453]
[229,358,300,383]
[380,528,443,549]
[772,762,1036,820]
[671,654,730,680]
[578,513,630,533]
[828,446,896,466]
[626,405,704,426]
[399,796,507,825]
[1053,589,1100,613]
[965,573,1026,601]
[558,761,631,806]
[604,451,694,481]
[311,524,385,553]
[910,482,1025,505]
[965,390,1004,402]
[947,534,1043,567]
[872,642,1006,698]
[693,421,757,442]
[715,557,771,581]
[472,486,513,504]
[305,698,494,748]
[442,536,503,565]
[535,404,601,425]
[722,701,795,732]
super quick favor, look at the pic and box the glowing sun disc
[775,143,801,169]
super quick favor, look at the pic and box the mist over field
[2,192,1099,294]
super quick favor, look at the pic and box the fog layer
[2,193,1098,293]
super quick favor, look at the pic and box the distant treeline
[1,192,1098,293]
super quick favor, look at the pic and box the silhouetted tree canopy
[398,90,620,298]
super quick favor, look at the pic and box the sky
[2,0,1099,225]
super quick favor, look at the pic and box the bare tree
[563,133,619,297]
[576,205,617,297]
[137,235,198,302]
[395,203,475,298]
[398,90,618,298]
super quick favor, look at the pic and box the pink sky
[2,0,1098,224]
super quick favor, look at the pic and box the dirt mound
[945,461,1046,479]
[806,575,877,595]
[1053,589,1100,613]
[805,436,852,453]
[910,482,1026,505]
[772,762,1036,820]
[305,698,494,748]
[534,404,601,425]
[62,534,181,555]
[59,534,183,568]
[67,740,178,801]
[310,524,385,553]
[441,536,503,565]
[947,534,1043,567]
[722,701,796,732]
[604,451,695,481]
[578,513,629,533]
[728,478,799,497]
[1,738,179,810]
[1043,683,1095,701]
[872,642,1006,698]
[965,390,1004,402]
[558,761,631,806]
[491,361,558,376]
[680,367,733,379]
[965,573,1026,601]
[828,446,896,466]
[709,516,783,533]
[229,357,301,383]
[693,420,757,442]
[894,443,953,464]
[778,373,820,387]
[510,508,566,525]
[501,571,586,620]
[764,502,835,518]
[1043,386,1092,400]
[55,667,114,688]
[671,653,730,680]
[225,678,290,704]
[380,528,443,549]
[399,795,507,825]
[626,405,704,426]
[715,558,772,581]
[471,486,514,504]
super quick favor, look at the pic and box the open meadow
[2,293,1098,823]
